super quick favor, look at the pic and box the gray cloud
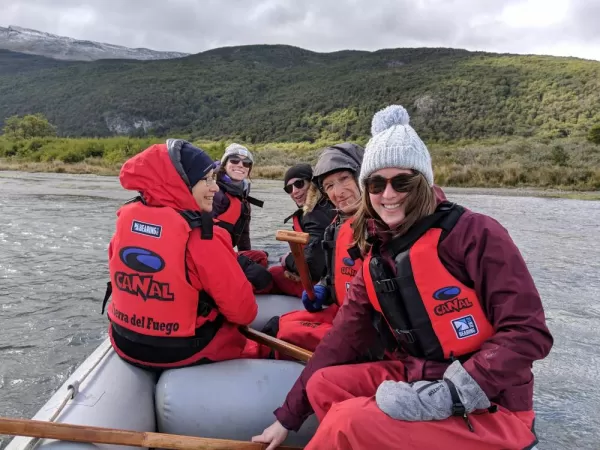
[0,0,599,60]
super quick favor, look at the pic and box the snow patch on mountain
[0,25,189,61]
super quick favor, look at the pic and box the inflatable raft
[5,294,317,450]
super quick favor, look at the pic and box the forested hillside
[1,45,599,142]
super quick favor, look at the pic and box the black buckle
[447,379,474,432]
[393,328,416,344]
[451,401,466,417]
[198,301,213,318]
[180,210,213,239]
[180,210,203,227]
[374,278,397,293]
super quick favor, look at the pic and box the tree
[2,113,57,139]
[588,124,600,145]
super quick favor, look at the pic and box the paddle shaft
[241,327,313,362]
[275,230,315,301]
[0,417,302,450]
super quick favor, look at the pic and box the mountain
[0,25,189,61]
[0,44,599,142]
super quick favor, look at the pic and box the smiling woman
[102,138,268,370]
[212,143,273,294]
[253,106,553,450]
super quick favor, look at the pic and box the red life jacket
[214,185,264,248]
[363,202,494,362]
[323,217,362,306]
[214,193,246,247]
[292,213,302,232]
[283,209,304,233]
[103,198,222,349]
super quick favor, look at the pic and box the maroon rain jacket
[275,187,553,431]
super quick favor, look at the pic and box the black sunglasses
[365,173,414,195]
[283,179,307,194]
[228,157,252,168]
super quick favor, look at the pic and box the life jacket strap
[446,378,474,432]
[247,195,264,208]
[179,210,213,240]
[347,245,362,261]
[374,277,400,293]
[100,281,112,315]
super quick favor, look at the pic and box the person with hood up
[103,139,269,370]
[252,106,553,449]
[269,163,336,297]
[213,143,272,294]
[271,144,365,355]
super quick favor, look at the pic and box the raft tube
[5,294,315,450]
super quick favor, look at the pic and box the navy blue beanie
[180,143,215,187]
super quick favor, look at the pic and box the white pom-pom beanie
[359,105,434,189]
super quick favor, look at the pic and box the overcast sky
[1,0,599,60]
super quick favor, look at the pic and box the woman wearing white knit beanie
[253,105,551,450]
[355,104,437,236]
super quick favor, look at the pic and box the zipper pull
[463,413,474,432]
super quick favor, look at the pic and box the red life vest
[214,193,246,247]
[284,209,304,232]
[104,199,222,348]
[363,202,494,361]
[214,185,264,248]
[323,217,362,306]
[292,213,302,232]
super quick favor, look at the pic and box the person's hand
[251,420,289,450]
[283,270,301,282]
[375,360,490,422]
[301,285,327,312]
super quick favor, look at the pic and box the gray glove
[375,360,490,422]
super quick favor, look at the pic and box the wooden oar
[275,230,315,301]
[241,327,313,363]
[0,417,302,450]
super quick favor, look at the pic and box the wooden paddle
[241,327,313,363]
[0,417,302,450]
[275,230,315,301]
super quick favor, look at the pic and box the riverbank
[2,161,599,201]
[1,134,599,194]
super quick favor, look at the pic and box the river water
[0,171,598,449]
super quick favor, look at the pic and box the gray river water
[0,171,599,449]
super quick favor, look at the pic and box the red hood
[119,143,199,211]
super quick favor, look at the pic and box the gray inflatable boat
[5,294,317,450]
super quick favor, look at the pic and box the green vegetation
[589,124,600,145]
[1,45,599,191]
[1,134,599,190]
[1,46,600,143]
[2,113,57,139]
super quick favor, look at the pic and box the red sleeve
[442,212,553,400]
[187,227,257,325]
[274,267,378,431]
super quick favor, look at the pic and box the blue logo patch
[451,315,478,339]
[433,286,461,301]
[131,220,162,238]
[119,247,165,273]
[342,257,355,267]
